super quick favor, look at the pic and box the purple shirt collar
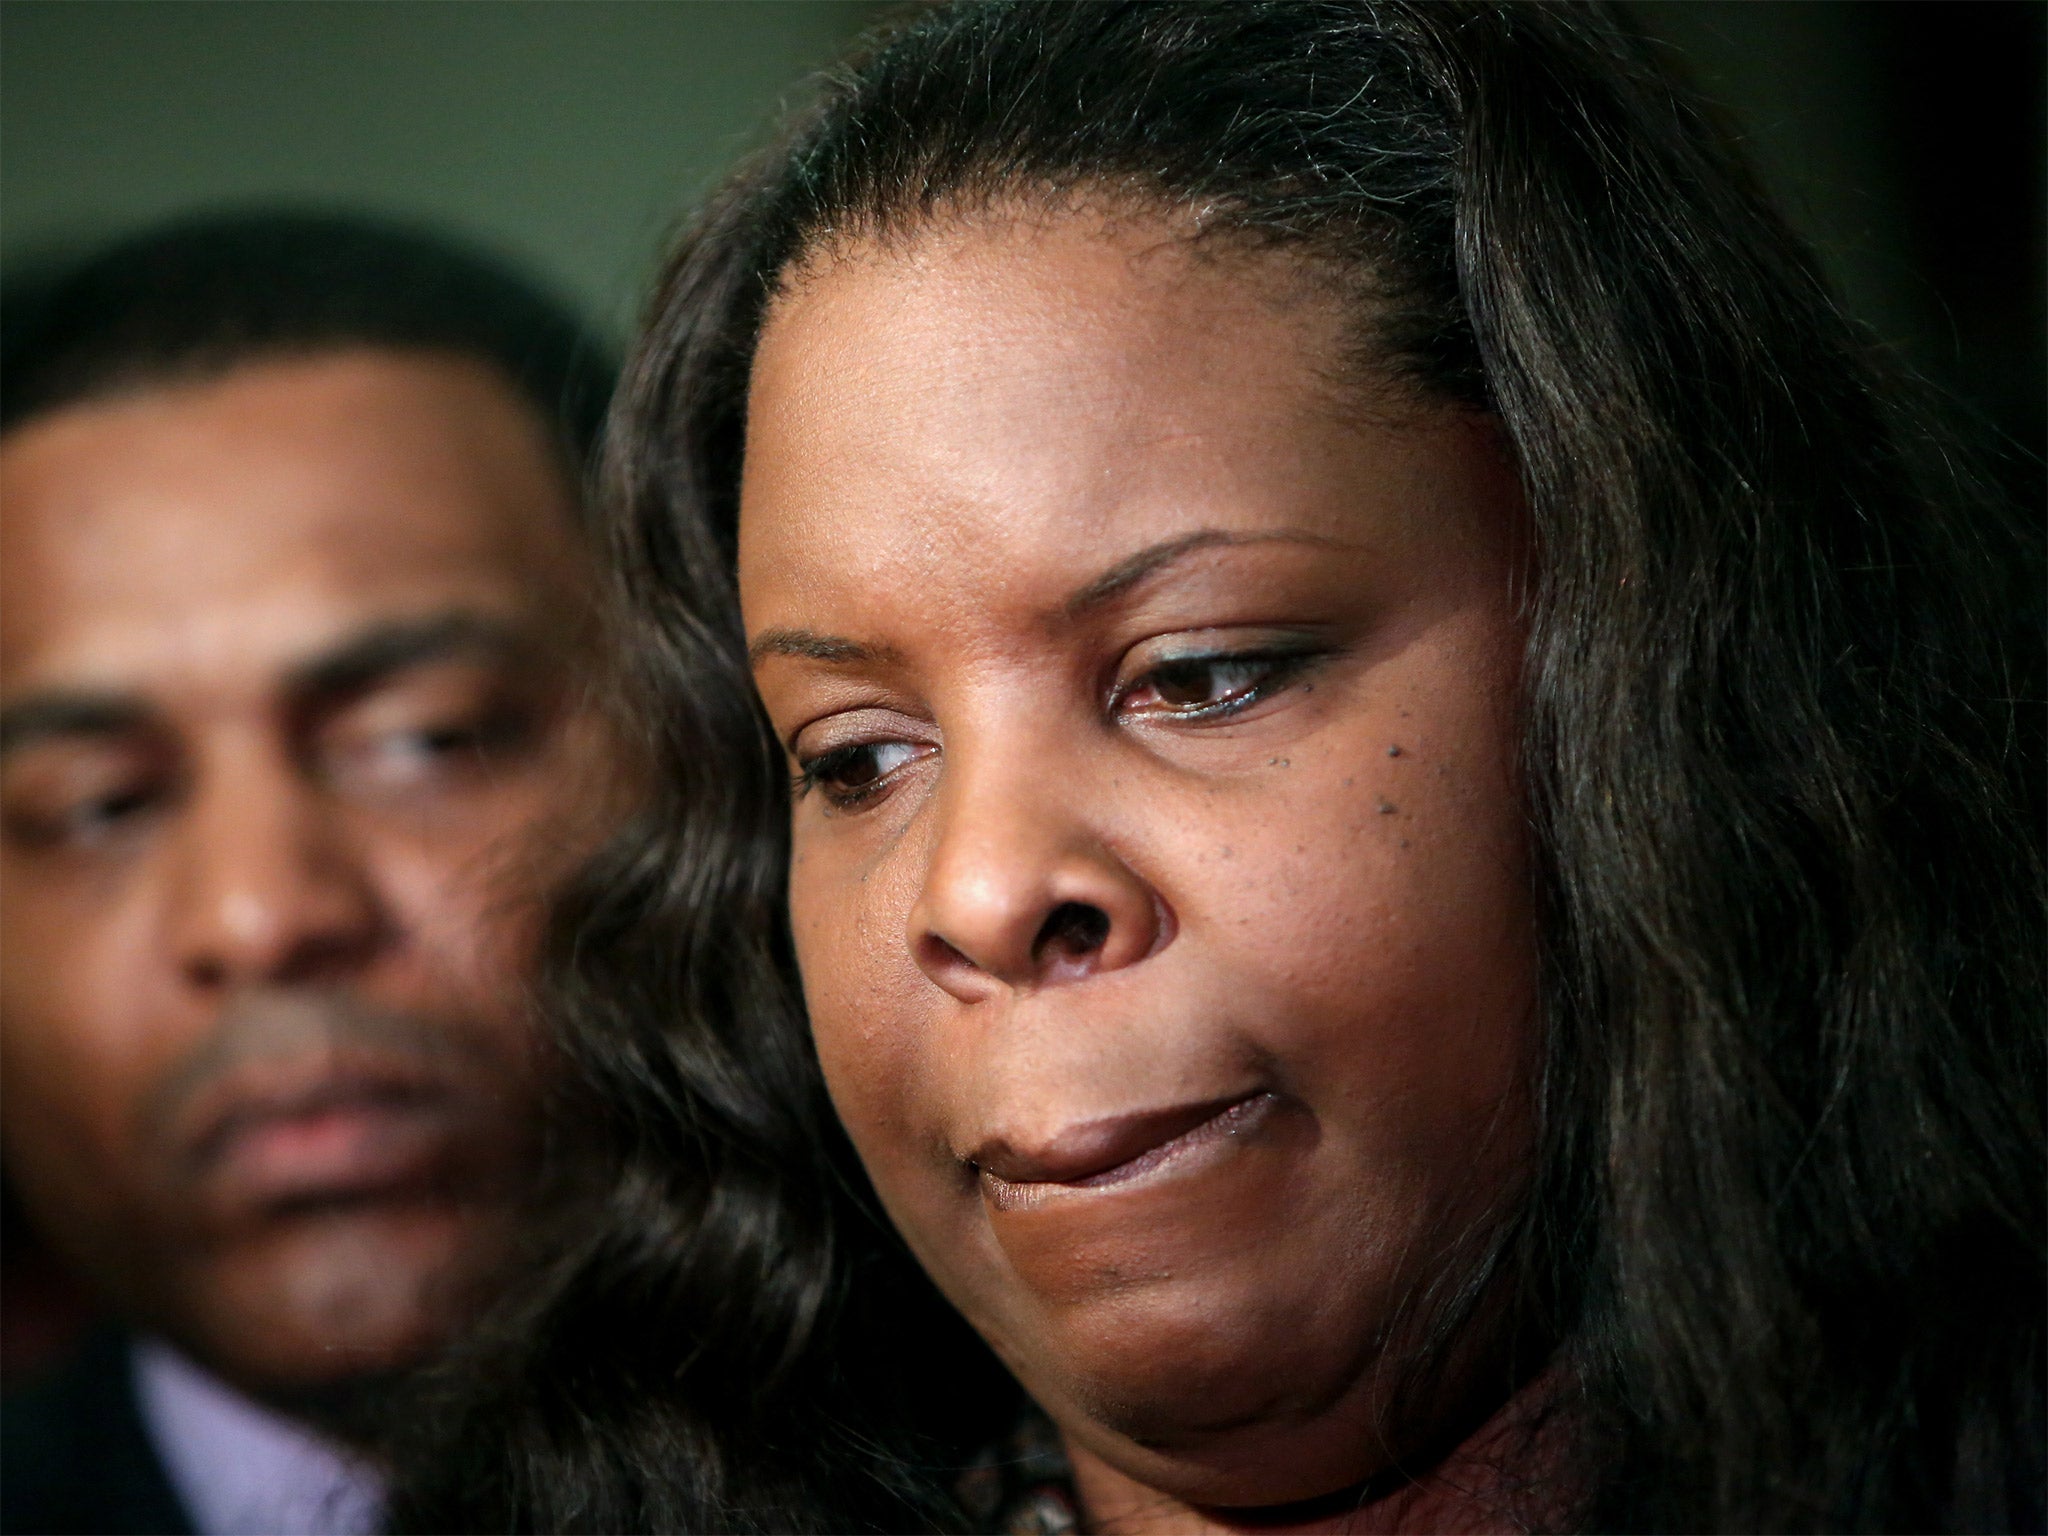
[131,1337,385,1536]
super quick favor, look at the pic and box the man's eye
[81,786,156,827]
[71,785,160,839]
[332,708,532,790]
[5,782,163,851]
[1117,652,1306,719]
[796,740,925,809]
[390,724,491,760]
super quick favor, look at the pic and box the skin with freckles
[0,351,618,1402]
[741,211,1540,1530]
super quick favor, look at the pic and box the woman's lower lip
[977,1091,1280,1211]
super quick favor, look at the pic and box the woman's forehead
[738,213,1406,582]
[754,204,1360,409]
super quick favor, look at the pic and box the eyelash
[1109,647,1317,721]
[791,742,902,810]
[792,647,1320,812]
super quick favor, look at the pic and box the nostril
[1034,901,1111,962]
[921,933,978,974]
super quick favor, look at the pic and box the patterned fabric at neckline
[955,1402,1081,1535]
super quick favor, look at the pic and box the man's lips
[171,1054,472,1214]
[969,1091,1279,1210]
[197,1086,463,1211]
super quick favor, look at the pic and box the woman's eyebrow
[746,531,1346,670]
[1064,529,1346,617]
[747,630,905,669]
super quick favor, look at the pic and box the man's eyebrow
[1064,529,1345,616]
[288,612,532,700]
[0,694,153,759]
[747,629,904,669]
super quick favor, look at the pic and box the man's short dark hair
[1,209,613,470]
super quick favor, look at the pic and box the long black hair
[392,4,2045,1530]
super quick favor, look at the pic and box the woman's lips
[971,1091,1279,1210]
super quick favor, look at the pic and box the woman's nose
[907,750,1164,1002]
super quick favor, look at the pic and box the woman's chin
[934,1117,1477,1504]
[1014,1296,1405,1508]
[1057,1374,1399,1511]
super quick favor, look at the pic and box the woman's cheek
[1188,695,1532,1128]
[793,850,943,1180]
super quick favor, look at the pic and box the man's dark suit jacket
[1,1330,193,1535]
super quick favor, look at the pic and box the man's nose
[907,744,1164,1001]
[164,750,387,990]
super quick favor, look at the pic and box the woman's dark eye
[1119,652,1307,719]
[796,740,924,808]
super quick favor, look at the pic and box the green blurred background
[2,1,883,336]
[2,0,2041,458]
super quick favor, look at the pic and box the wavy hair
[393,4,2045,1530]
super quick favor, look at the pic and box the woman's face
[739,211,1536,1508]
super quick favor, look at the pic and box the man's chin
[172,1200,498,1396]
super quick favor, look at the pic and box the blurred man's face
[0,350,615,1398]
